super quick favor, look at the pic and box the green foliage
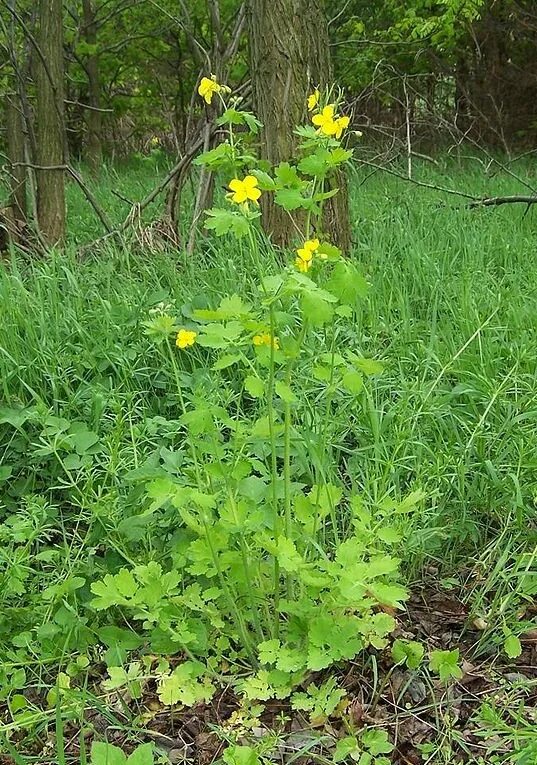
[1,147,536,757]
[391,638,425,670]
[291,679,347,725]
[90,742,154,765]
[429,649,463,683]
[334,729,393,764]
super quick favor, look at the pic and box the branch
[468,195,537,208]
[356,158,478,200]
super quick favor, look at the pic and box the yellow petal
[247,187,262,202]
[243,175,259,189]
[232,188,248,203]
[198,77,212,96]
[228,178,243,192]
[304,238,320,252]
[307,89,320,110]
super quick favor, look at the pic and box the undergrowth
[0,94,536,761]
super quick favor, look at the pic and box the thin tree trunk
[247,0,350,250]
[6,93,27,224]
[36,0,65,245]
[82,0,103,175]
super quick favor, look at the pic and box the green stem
[247,226,282,638]
[165,340,203,488]
[283,365,293,599]
[201,513,257,664]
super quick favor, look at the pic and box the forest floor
[0,156,536,763]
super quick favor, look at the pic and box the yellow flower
[295,238,319,272]
[334,115,350,139]
[176,329,197,349]
[312,105,350,139]
[253,333,279,350]
[307,89,320,111]
[312,105,337,135]
[228,175,261,204]
[295,255,311,273]
[198,75,221,105]
[297,238,320,260]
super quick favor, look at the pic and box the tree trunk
[36,0,65,246]
[6,93,27,225]
[82,0,103,175]
[247,0,350,250]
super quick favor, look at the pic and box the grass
[0,155,536,762]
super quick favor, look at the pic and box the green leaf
[213,353,241,370]
[194,142,234,168]
[251,169,276,190]
[377,526,401,544]
[391,639,425,670]
[298,150,330,177]
[352,358,384,375]
[276,537,303,571]
[504,634,522,659]
[71,429,100,455]
[329,147,353,165]
[334,736,360,762]
[275,380,297,403]
[223,745,261,765]
[197,321,243,349]
[342,370,363,395]
[243,113,263,133]
[367,582,408,609]
[157,661,214,706]
[275,162,301,187]
[0,406,34,428]
[301,291,333,326]
[361,729,393,755]
[90,568,139,609]
[327,261,368,305]
[276,647,306,673]
[245,375,265,398]
[127,744,154,765]
[90,742,127,765]
[258,639,280,665]
[429,649,463,683]
[274,188,312,211]
[0,465,12,481]
[395,490,427,513]
[204,208,251,238]
[216,108,246,126]
[316,241,341,260]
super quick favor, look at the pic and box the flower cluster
[295,238,320,273]
[311,105,350,139]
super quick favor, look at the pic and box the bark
[82,0,103,175]
[6,93,27,224]
[247,0,350,249]
[36,0,65,246]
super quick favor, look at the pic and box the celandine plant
[91,78,412,706]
